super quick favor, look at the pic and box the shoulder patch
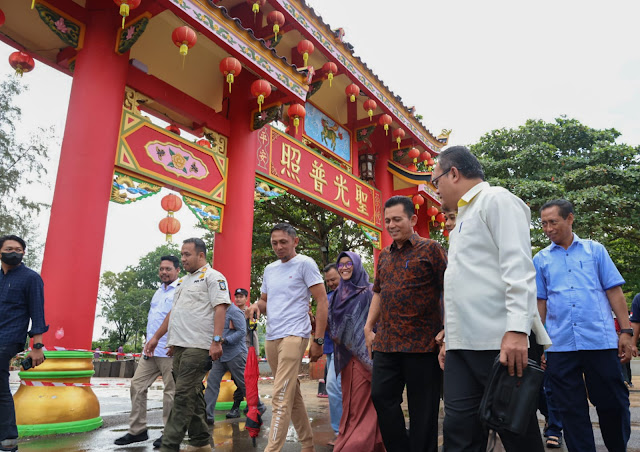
[218,280,227,291]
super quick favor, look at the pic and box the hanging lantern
[322,61,338,87]
[161,193,183,214]
[435,212,446,228]
[345,83,360,103]
[420,151,430,162]
[247,0,266,16]
[0,9,5,26]
[407,163,417,172]
[443,229,450,238]
[426,206,439,224]
[197,138,211,149]
[165,124,180,135]
[393,128,405,149]
[8,52,34,77]
[219,57,242,93]
[379,114,392,135]
[114,0,141,29]
[408,147,420,163]
[297,40,314,67]
[251,79,272,113]
[427,157,435,171]
[412,194,424,211]
[172,26,197,57]
[159,217,181,242]
[363,99,377,121]
[287,103,306,134]
[267,11,285,41]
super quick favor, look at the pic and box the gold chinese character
[259,128,269,145]
[333,174,350,207]
[280,143,301,183]
[355,185,368,215]
[309,161,328,194]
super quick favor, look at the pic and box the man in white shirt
[145,238,231,452]
[433,146,549,452]
[246,223,328,452]
[114,255,180,448]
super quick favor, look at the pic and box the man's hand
[364,326,375,359]
[632,344,638,358]
[30,348,45,367]
[435,329,445,347]
[309,341,323,362]
[438,345,446,371]
[209,341,223,361]
[245,303,260,320]
[619,333,633,364]
[540,353,547,371]
[144,337,159,357]
[500,331,528,377]
[167,346,174,357]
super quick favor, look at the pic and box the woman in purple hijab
[329,251,385,452]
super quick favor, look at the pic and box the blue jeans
[0,343,23,442]
[325,353,342,435]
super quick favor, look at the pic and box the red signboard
[256,126,382,230]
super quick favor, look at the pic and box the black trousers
[371,351,441,452]
[443,350,544,452]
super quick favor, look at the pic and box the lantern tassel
[415,204,420,210]
[368,110,373,121]
[384,124,389,136]
[258,94,264,112]
[120,4,129,29]
[227,73,234,93]
[273,25,280,41]
[397,138,401,149]
[180,43,188,56]
[303,52,308,67]
[328,72,333,87]
[350,94,355,102]
[166,234,172,243]
[31,0,35,9]
[253,2,259,16]
[293,117,300,134]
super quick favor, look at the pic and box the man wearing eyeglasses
[433,146,549,451]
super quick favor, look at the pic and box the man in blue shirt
[630,293,640,361]
[534,199,631,452]
[115,255,180,448]
[0,235,48,452]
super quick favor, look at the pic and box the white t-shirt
[261,254,323,340]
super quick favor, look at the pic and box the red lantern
[379,114,392,135]
[443,229,450,238]
[0,9,5,26]
[435,212,446,228]
[408,147,420,163]
[426,206,439,224]
[412,194,424,211]
[8,52,34,76]
[393,128,405,149]
[322,61,338,87]
[297,40,314,67]
[420,151,430,162]
[427,157,435,171]
[247,0,266,15]
[219,57,242,93]
[288,103,306,134]
[251,79,272,112]
[407,164,418,172]
[345,83,360,103]
[363,99,377,121]
[114,0,141,29]
[267,11,285,41]
[172,26,197,56]
[161,194,183,214]
[159,217,181,242]
[197,138,211,149]
[165,124,180,135]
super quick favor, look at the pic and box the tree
[471,117,640,300]
[99,243,181,350]
[0,77,53,267]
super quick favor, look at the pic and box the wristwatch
[213,335,223,343]
[620,328,634,336]
[313,337,324,346]
[33,343,44,349]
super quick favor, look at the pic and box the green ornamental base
[18,417,103,437]
[215,400,247,411]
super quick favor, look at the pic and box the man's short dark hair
[540,199,574,219]
[323,263,337,273]
[160,255,180,269]
[183,238,207,256]
[384,195,414,218]
[438,146,485,180]
[270,223,297,238]
[0,235,26,251]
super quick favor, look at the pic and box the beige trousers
[129,356,175,435]
[264,336,313,451]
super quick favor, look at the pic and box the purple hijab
[328,251,373,374]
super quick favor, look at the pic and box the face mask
[1,252,24,266]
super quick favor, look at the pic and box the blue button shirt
[0,264,49,345]
[534,234,624,352]
[221,303,247,363]
[630,293,640,324]
[146,280,177,358]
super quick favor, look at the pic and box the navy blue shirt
[630,293,640,324]
[0,264,48,345]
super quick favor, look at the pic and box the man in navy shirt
[0,235,48,452]
[534,200,631,452]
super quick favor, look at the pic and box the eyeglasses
[431,168,451,189]
[337,261,353,270]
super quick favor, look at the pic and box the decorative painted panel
[303,103,351,163]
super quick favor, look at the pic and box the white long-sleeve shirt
[444,182,550,350]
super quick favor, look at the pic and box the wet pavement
[9,360,640,451]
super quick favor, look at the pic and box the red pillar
[40,5,129,350]
[213,76,257,297]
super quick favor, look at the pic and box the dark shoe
[0,447,17,452]
[153,435,163,449]
[206,417,215,425]
[546,436,562,449]
[114,431,148,445]
[226,407,241,418]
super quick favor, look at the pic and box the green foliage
[99,243,181,350]
[0,77,53,267]
[471,117,640,300]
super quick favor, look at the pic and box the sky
[4,0,640,339]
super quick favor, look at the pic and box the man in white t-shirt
[246,223,328,452]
